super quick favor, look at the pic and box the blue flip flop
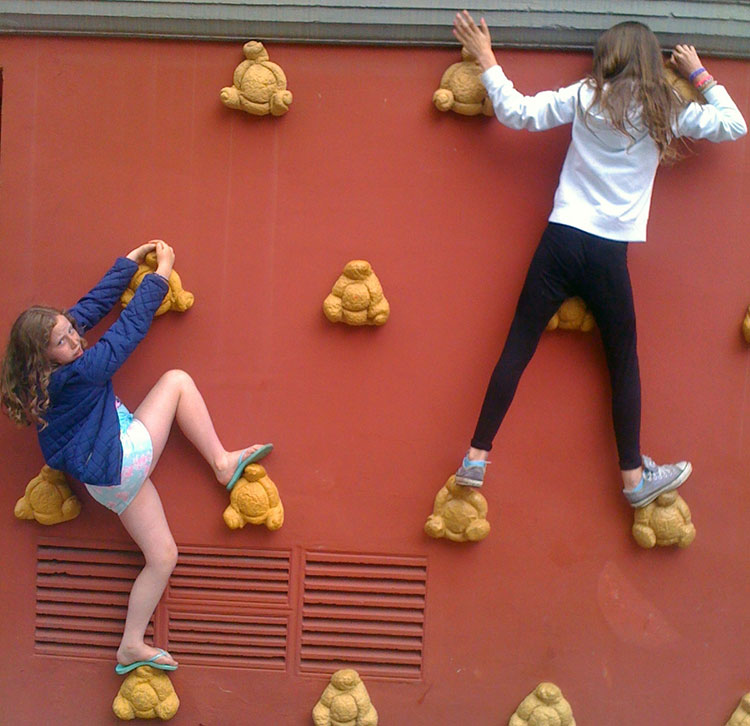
[226,443,274,492]
[115,649,177,675]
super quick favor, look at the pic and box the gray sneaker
[623,455,692,508]
[454,454,489,488]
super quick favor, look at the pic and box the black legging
[471,222,642,470]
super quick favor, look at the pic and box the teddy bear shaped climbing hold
[121,252,194,317]
[14,465,81,525]
[220,41,292,117]
[741,306,750,344]
[223,463,284,531]
[546,297,594,332]
[424,475,490,542]
[112,665,180,721]
[631,491,696,549]
[727,693,750,726]
[433,47,494,116]
[509,682,576,726]
[323,260,390,326]
[312,669,378,726]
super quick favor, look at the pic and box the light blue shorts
[84,399,153,515]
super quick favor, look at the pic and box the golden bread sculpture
[433,47,494,116]
[223,463,284,531]
[121,252,194,317]
[424,475,490,542]
[220,41,292,116]
[632,491,696,549]
[323,260,390,326]
[727,693,750,726]
[312,669,378,726]
[112,665,179,721]
[509,682,576,726]
[547,297,594,332]
[14,465,81,525]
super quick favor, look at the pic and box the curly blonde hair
[1,307,84,427]
[586,21,686,163]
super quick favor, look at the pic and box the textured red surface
[0,36,749,725]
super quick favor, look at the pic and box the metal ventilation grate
[35,541,152,659]
[167,609,288,670]
[168,546,291,606]
[299,552,427,679]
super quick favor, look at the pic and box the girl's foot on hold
[214,444,269,486]
[116,643,178,669]
[455,450,490,488]
[622,455,692,508]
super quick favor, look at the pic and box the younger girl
[1,240,269,673]
[452,13,746,505]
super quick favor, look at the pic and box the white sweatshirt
[481,65,747,242]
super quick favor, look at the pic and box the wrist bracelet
[688,67,707,82]
[695,74,715,91]
[697,79,717,94]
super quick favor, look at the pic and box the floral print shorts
[84,398,153,515]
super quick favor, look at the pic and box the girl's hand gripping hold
[154,240,175,280]
[452,10,497,71]
[670,44,704,79]
[126,241,158,264]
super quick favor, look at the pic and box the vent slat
[304,576,426,595]
[174,566,289,581]
[36,575,135,593]
[301,632,423,651]
[36,615,128,633]
[302,618,424,637]
[171,576,289,592]
[36,589,129,606]
[300,552,426,679]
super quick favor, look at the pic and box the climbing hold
[14,465,81,525]
[220,41,292,116]
[741,306,750,343]
[433,47,494,116]
[726,693,750,726]
[312,669,378,726]
[546,297,594,332]
[424,475,490,542]
[112,665,179,721]
[121,252,194,317]
[665,66,706,105]
[223,463,284,530]
[323,260,390,326]
[509,682,576,726]
[632,491,696,548]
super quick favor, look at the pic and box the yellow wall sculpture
[220,41,292,117]
[312,669,378,726]
[121,252,194,316]
[727,693,750,726]
[14,465,81,525]
[323,260,390,326]
[433,48,494,116]
[223,463,284,530]
[741,306,750,343]
[546,297,594,332]
[632,491,696,549]
[424,475,490,542]
[509,683,576,726]
[665,66,705,105]
[112,665,180,721]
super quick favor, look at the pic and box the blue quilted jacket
[37,257,169,486]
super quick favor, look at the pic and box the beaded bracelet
[688,67,707,83]
[696,74,715,92]
[698,79,717,94]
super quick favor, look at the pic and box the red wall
[0,36,749,725]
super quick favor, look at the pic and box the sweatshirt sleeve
[67,257,139,333]
[72,273,169,386]
[481,64,581,131]
[673,85,747,141]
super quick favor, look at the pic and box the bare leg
[116,479,179,667]
[133,369,262,485]
[467,447,489,462]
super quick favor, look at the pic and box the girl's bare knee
[158,369,194,393]
[146,541,178,575]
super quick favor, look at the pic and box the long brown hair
[586,21,686,163]
[0,306,84,426]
